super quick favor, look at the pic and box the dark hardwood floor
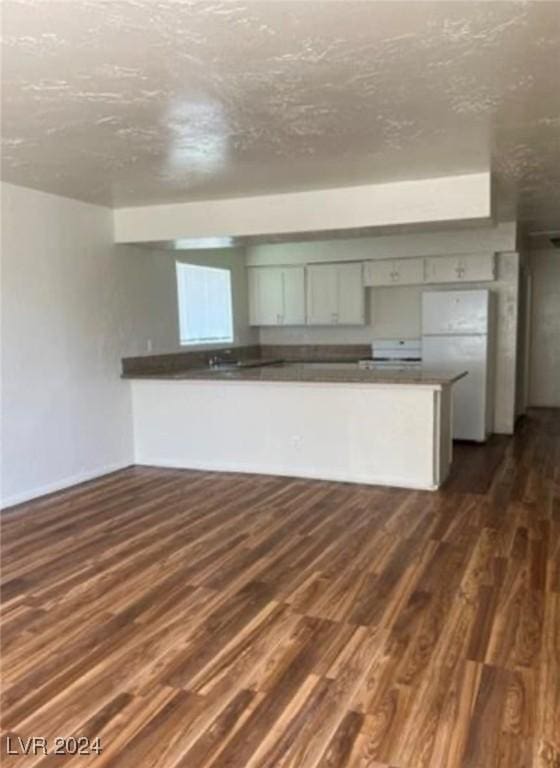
[1,409,559,768]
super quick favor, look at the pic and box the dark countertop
[123,361,468,387]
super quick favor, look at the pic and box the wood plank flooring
[1,408,559,768]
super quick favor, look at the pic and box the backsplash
[121,345,261,375]
[258,344,370,362]
[122,343,371,376]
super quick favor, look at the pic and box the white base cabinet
[249,266,305,326]
[306,262,365,325]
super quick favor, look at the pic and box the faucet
[208,349,236,368]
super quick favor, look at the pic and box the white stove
[358,339,422,370]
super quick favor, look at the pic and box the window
[176,262,234,345]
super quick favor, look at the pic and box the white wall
[1,182,134,507]
[114,172,491,243]
[529,247,560,407]
[115,246,258,357]
[246,222,517,266]
[514,250,531,418]
[249,225,520,434]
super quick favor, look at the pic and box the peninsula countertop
[123,361,468,387]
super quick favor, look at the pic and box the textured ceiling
[1,0,559,231]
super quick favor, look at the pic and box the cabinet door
[425,254,496,284]
[248,267,284,325]
[306,264,339,325]
[364,260,396,286]
[364,258,423,286]
[397,258,424,285]
[424,256,461,284]
[461,253,495,282]
[337,262,365,324]
[281,267,306,325]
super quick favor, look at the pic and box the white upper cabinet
[248,266,305,326]
[337,262,365,324]
[364,257,424,287]
[249,253,495,326]
[424,253,496,284]
[307,262,365,325]
[281,266,306,325]
[365,254,495,287]
[306,264,338,325]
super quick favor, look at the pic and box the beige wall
[529,247,560,407]
[115,246,258,357]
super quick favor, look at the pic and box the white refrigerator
[422,289,494,442]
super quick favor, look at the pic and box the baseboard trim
[1,461,133,510]
[135,457,438,492]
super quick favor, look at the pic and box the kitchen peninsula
[123,349,466,491]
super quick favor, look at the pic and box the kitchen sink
[207,358,284,371]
